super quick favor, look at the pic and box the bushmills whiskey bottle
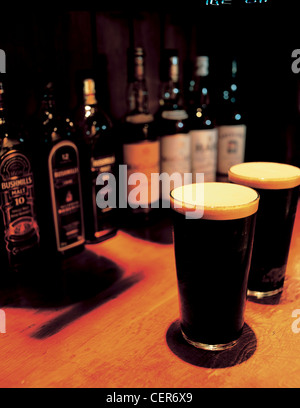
[0,80,40,271]
[34,81,85,257]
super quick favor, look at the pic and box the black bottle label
[48,141,85,252]
[91,155,115,235]
[0,150,40,267]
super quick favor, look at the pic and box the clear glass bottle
[188,56,217,182]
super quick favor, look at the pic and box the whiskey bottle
[0,80,40,271]
[75,77,117,243]
[188,56,217,182]
[33,81,85,257]
[217,58,247,181]
[121,47,160,218]
[156,50,190,203]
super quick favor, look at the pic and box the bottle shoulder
[0,120,33,158]
[216,103,245,126]
[188,103,216,130]
[34,115,80,151]
[153,108,189,136]
[0,139,32,167]
[75,103,113,142]
[121,118,158,144]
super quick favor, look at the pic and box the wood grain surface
[0,201,299,388]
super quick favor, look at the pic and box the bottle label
[196,56,209,77]
[160,133,191,200]
[91,155,116,232]
[217,125,246,175]
[48,141,85,252]
[125,113,154,124]
[0,150,40,267]
[162,110,188,121]
[190,128,217,182]
[123,140,160,207]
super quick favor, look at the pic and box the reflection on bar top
[170,182,259,221]
[228,162,300,190]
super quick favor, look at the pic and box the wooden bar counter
[0,202,300,388]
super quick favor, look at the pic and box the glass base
[247,287,283,299]
[181,330,238,351]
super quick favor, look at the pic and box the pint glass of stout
[170,183,259,351]
[228,162,300,299]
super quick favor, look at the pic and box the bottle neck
[40,97,57,126]
[0,83,6,124]
[83,79,98,107]
[126,48,152,120]
[128,80,150,114]
[169,56,179,83]
[84,93,97,107]
[127,64,151,120]
[0,104,5,124]
[161,82,180,109]
[190,57,211,107]
[133,52,145,82]
[222,59,240,105]
[42,97,56,112]
[160,56,183,111]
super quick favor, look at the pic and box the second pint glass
[229,162,300,298]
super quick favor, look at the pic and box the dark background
[0,1,299,167]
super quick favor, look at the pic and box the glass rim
[228,162,300,190]
[170,182,260,221]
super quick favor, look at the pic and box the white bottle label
[196,56,209,77]
[123,140,160,207]
[217,125,246,175]
[125,113,154,124]
[190,128,217,182]
[161,110,188,121]
[160,133,191,200]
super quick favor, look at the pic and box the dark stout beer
[229,162,300,298]
[170,183,259,350]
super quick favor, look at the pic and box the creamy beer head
[228,162,300,190]
[170,182,259,220]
